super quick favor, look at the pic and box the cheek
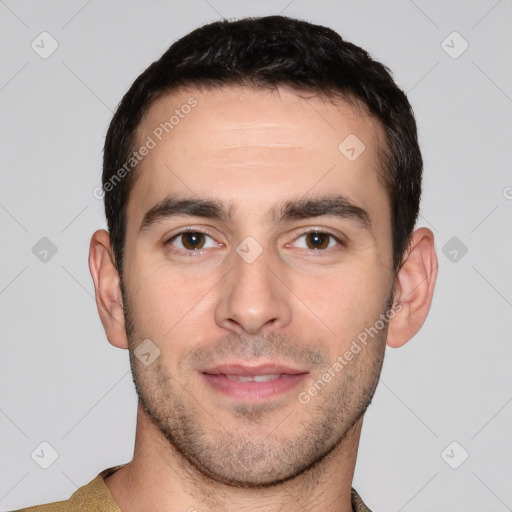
[127,265,215,343]
[291,264,390,345]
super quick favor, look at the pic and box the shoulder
[351,487,373,512]
[9,464,126,512]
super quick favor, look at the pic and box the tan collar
[97,464,373,512]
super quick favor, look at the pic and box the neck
[104,404,363,512]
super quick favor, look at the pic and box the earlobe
[386,227,438,348]
[88,229,129,349]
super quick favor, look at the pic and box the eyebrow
[140,196,228,231]
[139,194,372,232]
[274,196,372,231]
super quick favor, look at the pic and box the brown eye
[305,232,331,250]
[181,232,205,250]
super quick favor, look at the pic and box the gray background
[1,0,511,510]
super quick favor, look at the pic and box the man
[16,15,437,512]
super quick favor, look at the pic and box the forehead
[128,85,389,232]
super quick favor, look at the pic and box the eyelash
[289,230,344,251]
[165,228,344,255]
[165,228,220,256]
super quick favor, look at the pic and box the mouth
[200,363,309,402]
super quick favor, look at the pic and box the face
[121,85,396,486]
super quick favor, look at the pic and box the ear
[386,227,438,348]
[88,229,129,349]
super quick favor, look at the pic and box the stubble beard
[122,285,391,488]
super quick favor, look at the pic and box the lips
[202,363,306,376]
[201,363,308,402]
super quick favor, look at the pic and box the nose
[214,244,292,336]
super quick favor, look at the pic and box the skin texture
[89,85,438,511]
